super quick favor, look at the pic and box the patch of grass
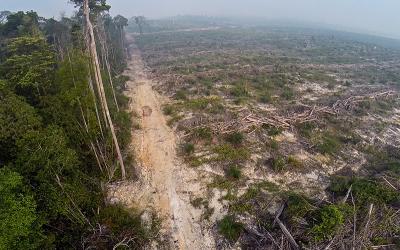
[267,139,279,150]
[226,165,241,180]
[230,84,249,97]
[262,124,283,136]
[287,155,303,168]
[174,90,187,100]
[285,193,314,220]
[184,97,222,112]
[162,105,175,115]
[258,92,272,104]
[225,132,244,146]
[182,143,195,155]
[310,205,349,242]
[315,132,341,155]
[281,86,294,100]
[351,179,399,205]
[208,176,235,190]
[271,155,287,172]
[167,114,183,127]
[296,122,315,138]
[192,127,213,141]
[329,176,399,206]
[218,215,243,242]
[212,144,250,163]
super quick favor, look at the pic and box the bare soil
[108,36,215,249]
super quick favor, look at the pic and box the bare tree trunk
[83,0,126,179]
[97,20,120,111]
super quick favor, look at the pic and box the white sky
[1,0,399,39]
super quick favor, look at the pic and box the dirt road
[108,36,215,249]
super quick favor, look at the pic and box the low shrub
[225,132,244,146]
[213,144,250,163]
[162,105,175,115]
[193,127,213,141]
[226,166,241,180]
[230,84,249,97]
[271,156,287,172]
[315,133,341,155]
[262,124,283,136]
[286,193,313,220]
[310,205,347,242]
[182,143,195,155]
[174,90,187,100]
[287,155,303,168]
[218,215,243,242]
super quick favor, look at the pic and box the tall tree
[83,0,126,179]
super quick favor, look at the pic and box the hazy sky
[1,0,399,39]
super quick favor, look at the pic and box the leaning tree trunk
[83,0,126,179]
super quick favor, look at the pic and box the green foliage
[212,144,250,163]
[218,215,243,242]
[0,168,43,250]
[225,131,244,146]
[174,90,187,100]
[182,143,195,155]
[259,92,272,103]
[271,155,287,172]
[329,177,399,205]
[262,124,283,136]
[281,86,294,100]
[351,179,399,205]
[315,132,341,155]
[226,166,242,180]
[310,205,346,242]
[163,104,175,115]
[230,84,249,97]
[0,36,55,102]
[286,193,313,220]
[192,127,213,141]
[296,122,315,138]
[0,86,41,162]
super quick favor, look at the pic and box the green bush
[212,144,250,163]
[226,166,241,180]
[262,124,283,136]
[329,177,399,205]
[271,156,287,172]
[162,105,175,115]
[218,215,243,242]
[230,84,249,97]
[296,122,315,138]
[310,205,346,242]
[182,143,195,155]
[316,133,341,155]
[281,86,294,100]
[193,127,212,141]
[286,193,313,219]
[259,93,272,103]
[287,155,303,168]
[225,132,244,146]
[352,179,399,205]
[174,90,187,100]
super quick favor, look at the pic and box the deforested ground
[114,23,400,249]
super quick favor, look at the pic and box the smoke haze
[0,0,399,39]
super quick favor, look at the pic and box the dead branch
[275,218,300,250]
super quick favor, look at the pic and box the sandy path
[109,36,215,249]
